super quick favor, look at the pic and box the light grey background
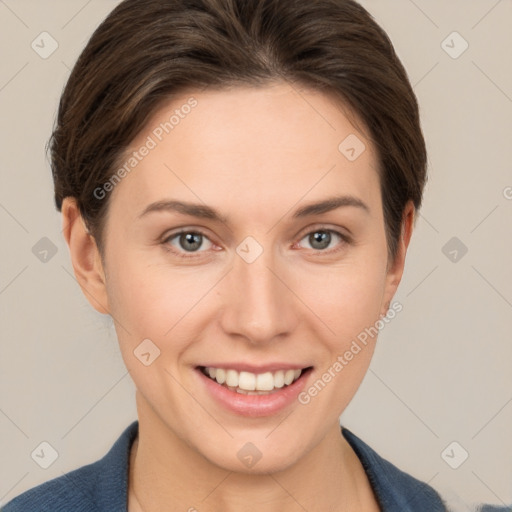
[0,0,511,510]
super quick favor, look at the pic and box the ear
[61,197,110,315]
[380,200,415,317]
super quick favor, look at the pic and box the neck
[128,393,377,512]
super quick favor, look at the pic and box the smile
[196,365,313,417]
[200,366,304,394]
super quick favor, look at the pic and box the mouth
[198,365,313,395]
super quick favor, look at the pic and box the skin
[62,81,414,511]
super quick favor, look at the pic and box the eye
[162,230,214,257]
[296,228,350,253]
[161,226,350,259]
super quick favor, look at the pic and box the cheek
[293,261,389,417]
[105,226,388,351]
[104,252,216,355]
[105,263,200,408]
[295,253,388,344]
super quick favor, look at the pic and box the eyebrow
[138,195,369,223]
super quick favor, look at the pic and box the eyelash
[161,226,352,260]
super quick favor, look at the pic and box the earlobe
[61,198,110,315]
[380,201,415,317]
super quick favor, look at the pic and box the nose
[218,243,299,346]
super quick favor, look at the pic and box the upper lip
[197,363,313,373]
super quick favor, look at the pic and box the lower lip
[196,367,312,418]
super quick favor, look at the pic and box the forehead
[109,82,381,219]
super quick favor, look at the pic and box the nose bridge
[220,240,297,344]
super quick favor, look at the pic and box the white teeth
[238,371,256,391]
[284,369,295,386]
[256,372,274,391]
[204,366,305,391]
[216,368,226,384]
[225,369,239,387]
[273,370,285,388]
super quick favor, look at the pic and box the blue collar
[341,425,447,510]
[109,421,447,510]
[3,420,448,511]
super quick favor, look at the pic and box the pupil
[310,231,330,250]
[181,232,202,251]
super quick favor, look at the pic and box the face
[82,82,409,473]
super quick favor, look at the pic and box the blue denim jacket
[2,420,508,511]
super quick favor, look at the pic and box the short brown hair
[50,0,427,261]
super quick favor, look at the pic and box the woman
[2,0,455,510]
